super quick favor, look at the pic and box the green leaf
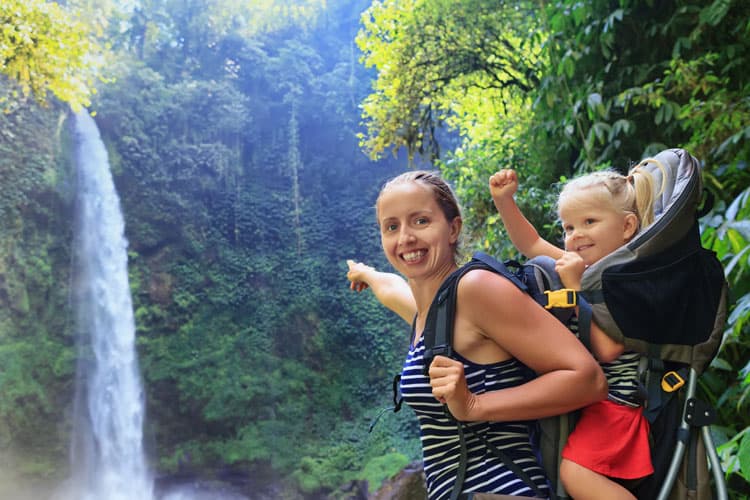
[739,428,750,482]
[699,0,731,27]
[655,106,664,125]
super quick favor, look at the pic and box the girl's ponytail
[628,158,667,228]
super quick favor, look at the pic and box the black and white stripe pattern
[569,316,643,406]
[600,351,642,406]
[401,336,551,499]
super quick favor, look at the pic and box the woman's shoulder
[456,267,528,309]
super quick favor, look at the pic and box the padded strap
[643,350,666,423]
[473,251,528,292]
[576,293,593,352]
[423,257,502,373]
[423,271,462,374]
[579,289,604,304]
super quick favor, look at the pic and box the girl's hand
[555,252,586,290]
[489,169,519,203]
[428,355,477,421]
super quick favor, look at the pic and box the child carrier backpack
[577,148,729,500]
[421,148,729,500]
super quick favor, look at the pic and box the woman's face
[376,182,460,281]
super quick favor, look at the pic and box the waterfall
[66,109,154,500]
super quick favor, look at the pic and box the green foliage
[0,0,109,112]
[290,413,418,495]
[1,2,410,497]
[361,452,410,493]
[67,4,413,496]
[356,0,542,161]
[0,93,65,236]
[0,90,74,483]
[3,0,746,497]
[701,187,750,494]
[615,0,750,173]
[294,445,359,493]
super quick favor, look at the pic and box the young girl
[348,170,607,499]
[489,160,665,499]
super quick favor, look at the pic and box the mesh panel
[601,225,724,347]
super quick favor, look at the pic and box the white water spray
[66,109,153,500]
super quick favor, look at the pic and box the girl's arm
[346,260,416,324]
[489,170,563,259]
[588,322,625,363]
[555,252,624,362]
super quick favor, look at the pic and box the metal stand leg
[656,368,728,500]
[656,369,694,500]
[702,425,728,500]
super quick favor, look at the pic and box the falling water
[65,109,154,500]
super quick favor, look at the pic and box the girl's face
[376,182,460,281]
[559,196,638,266]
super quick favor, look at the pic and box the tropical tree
[356,0,543,163]
[0,0,109,112]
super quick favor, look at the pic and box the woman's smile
[401,249,427,263]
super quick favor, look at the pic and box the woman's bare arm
[430,269,607,422]
[346,260,416,324]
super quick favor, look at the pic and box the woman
[347,171,607,499]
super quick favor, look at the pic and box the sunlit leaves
[356,0,543,161]
[0,0,109,112]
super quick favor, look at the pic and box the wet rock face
[370,461,427,500]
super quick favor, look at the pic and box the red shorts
[561,399,653,479]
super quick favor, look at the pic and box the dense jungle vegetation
[1,0,749,498]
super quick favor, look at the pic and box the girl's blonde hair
[558,158,667,231]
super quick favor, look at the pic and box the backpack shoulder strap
[423,254,527,371]
[473,251,529,292]
[525,255,594,352]
[422,261,485,372]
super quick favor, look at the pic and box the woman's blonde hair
[376,170,463,256]
[558,158,667,230]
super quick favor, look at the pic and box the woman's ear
[449,217,462,244]
[623,213,639,241]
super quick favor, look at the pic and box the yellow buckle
[544,289,577,309]
[661,371,685,392]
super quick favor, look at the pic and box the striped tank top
[601,350,643,407]
[569,316,643,406]
[400,335,551,499]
